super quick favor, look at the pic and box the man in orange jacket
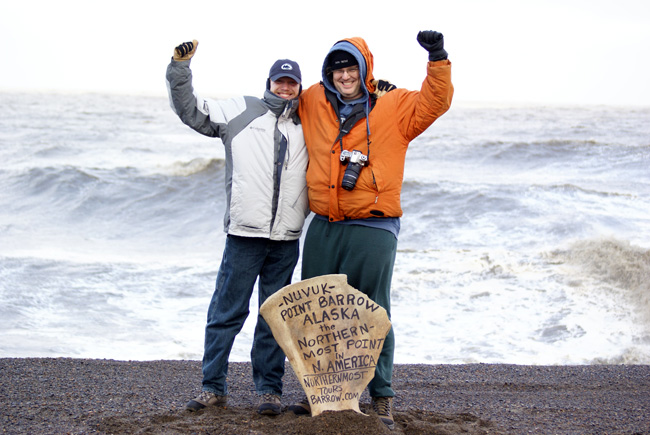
[290,31,453,429]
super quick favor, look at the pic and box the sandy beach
[1,358,648,434]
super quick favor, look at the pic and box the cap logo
[281,63,293,71]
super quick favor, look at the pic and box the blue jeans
[201,235,299,396]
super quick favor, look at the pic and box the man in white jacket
[166,40,309,416]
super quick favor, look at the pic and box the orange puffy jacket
[298,37,453,222]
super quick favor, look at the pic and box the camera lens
[341,162,363,190]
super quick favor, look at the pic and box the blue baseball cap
[269,59,301,84]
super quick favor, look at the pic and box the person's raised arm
[395,30,453,140]
[166,39,222,138]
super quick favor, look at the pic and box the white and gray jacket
[166,59,309,241]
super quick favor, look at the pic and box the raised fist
[173,40,198,61]
[417,31,447,61]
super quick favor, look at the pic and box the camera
[340,150,368,191]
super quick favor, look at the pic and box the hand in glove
[173,40,198,61]
[371,79,397,98]
[417,31,447,62]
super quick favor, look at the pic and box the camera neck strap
[326,90,373,159]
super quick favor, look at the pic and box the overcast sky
[1,0,649,106]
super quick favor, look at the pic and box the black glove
[371,79,397,98]
[417,31,447,62]
[173,40,198,61]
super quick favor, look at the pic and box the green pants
[301,218,397,398]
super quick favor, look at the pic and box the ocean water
[1,92,649,365]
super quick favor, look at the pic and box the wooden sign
[260,274,391,417]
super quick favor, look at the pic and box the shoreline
[1,358,649,434]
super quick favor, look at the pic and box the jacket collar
[263,90,300,123]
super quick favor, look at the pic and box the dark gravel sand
[1,358,649,434]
